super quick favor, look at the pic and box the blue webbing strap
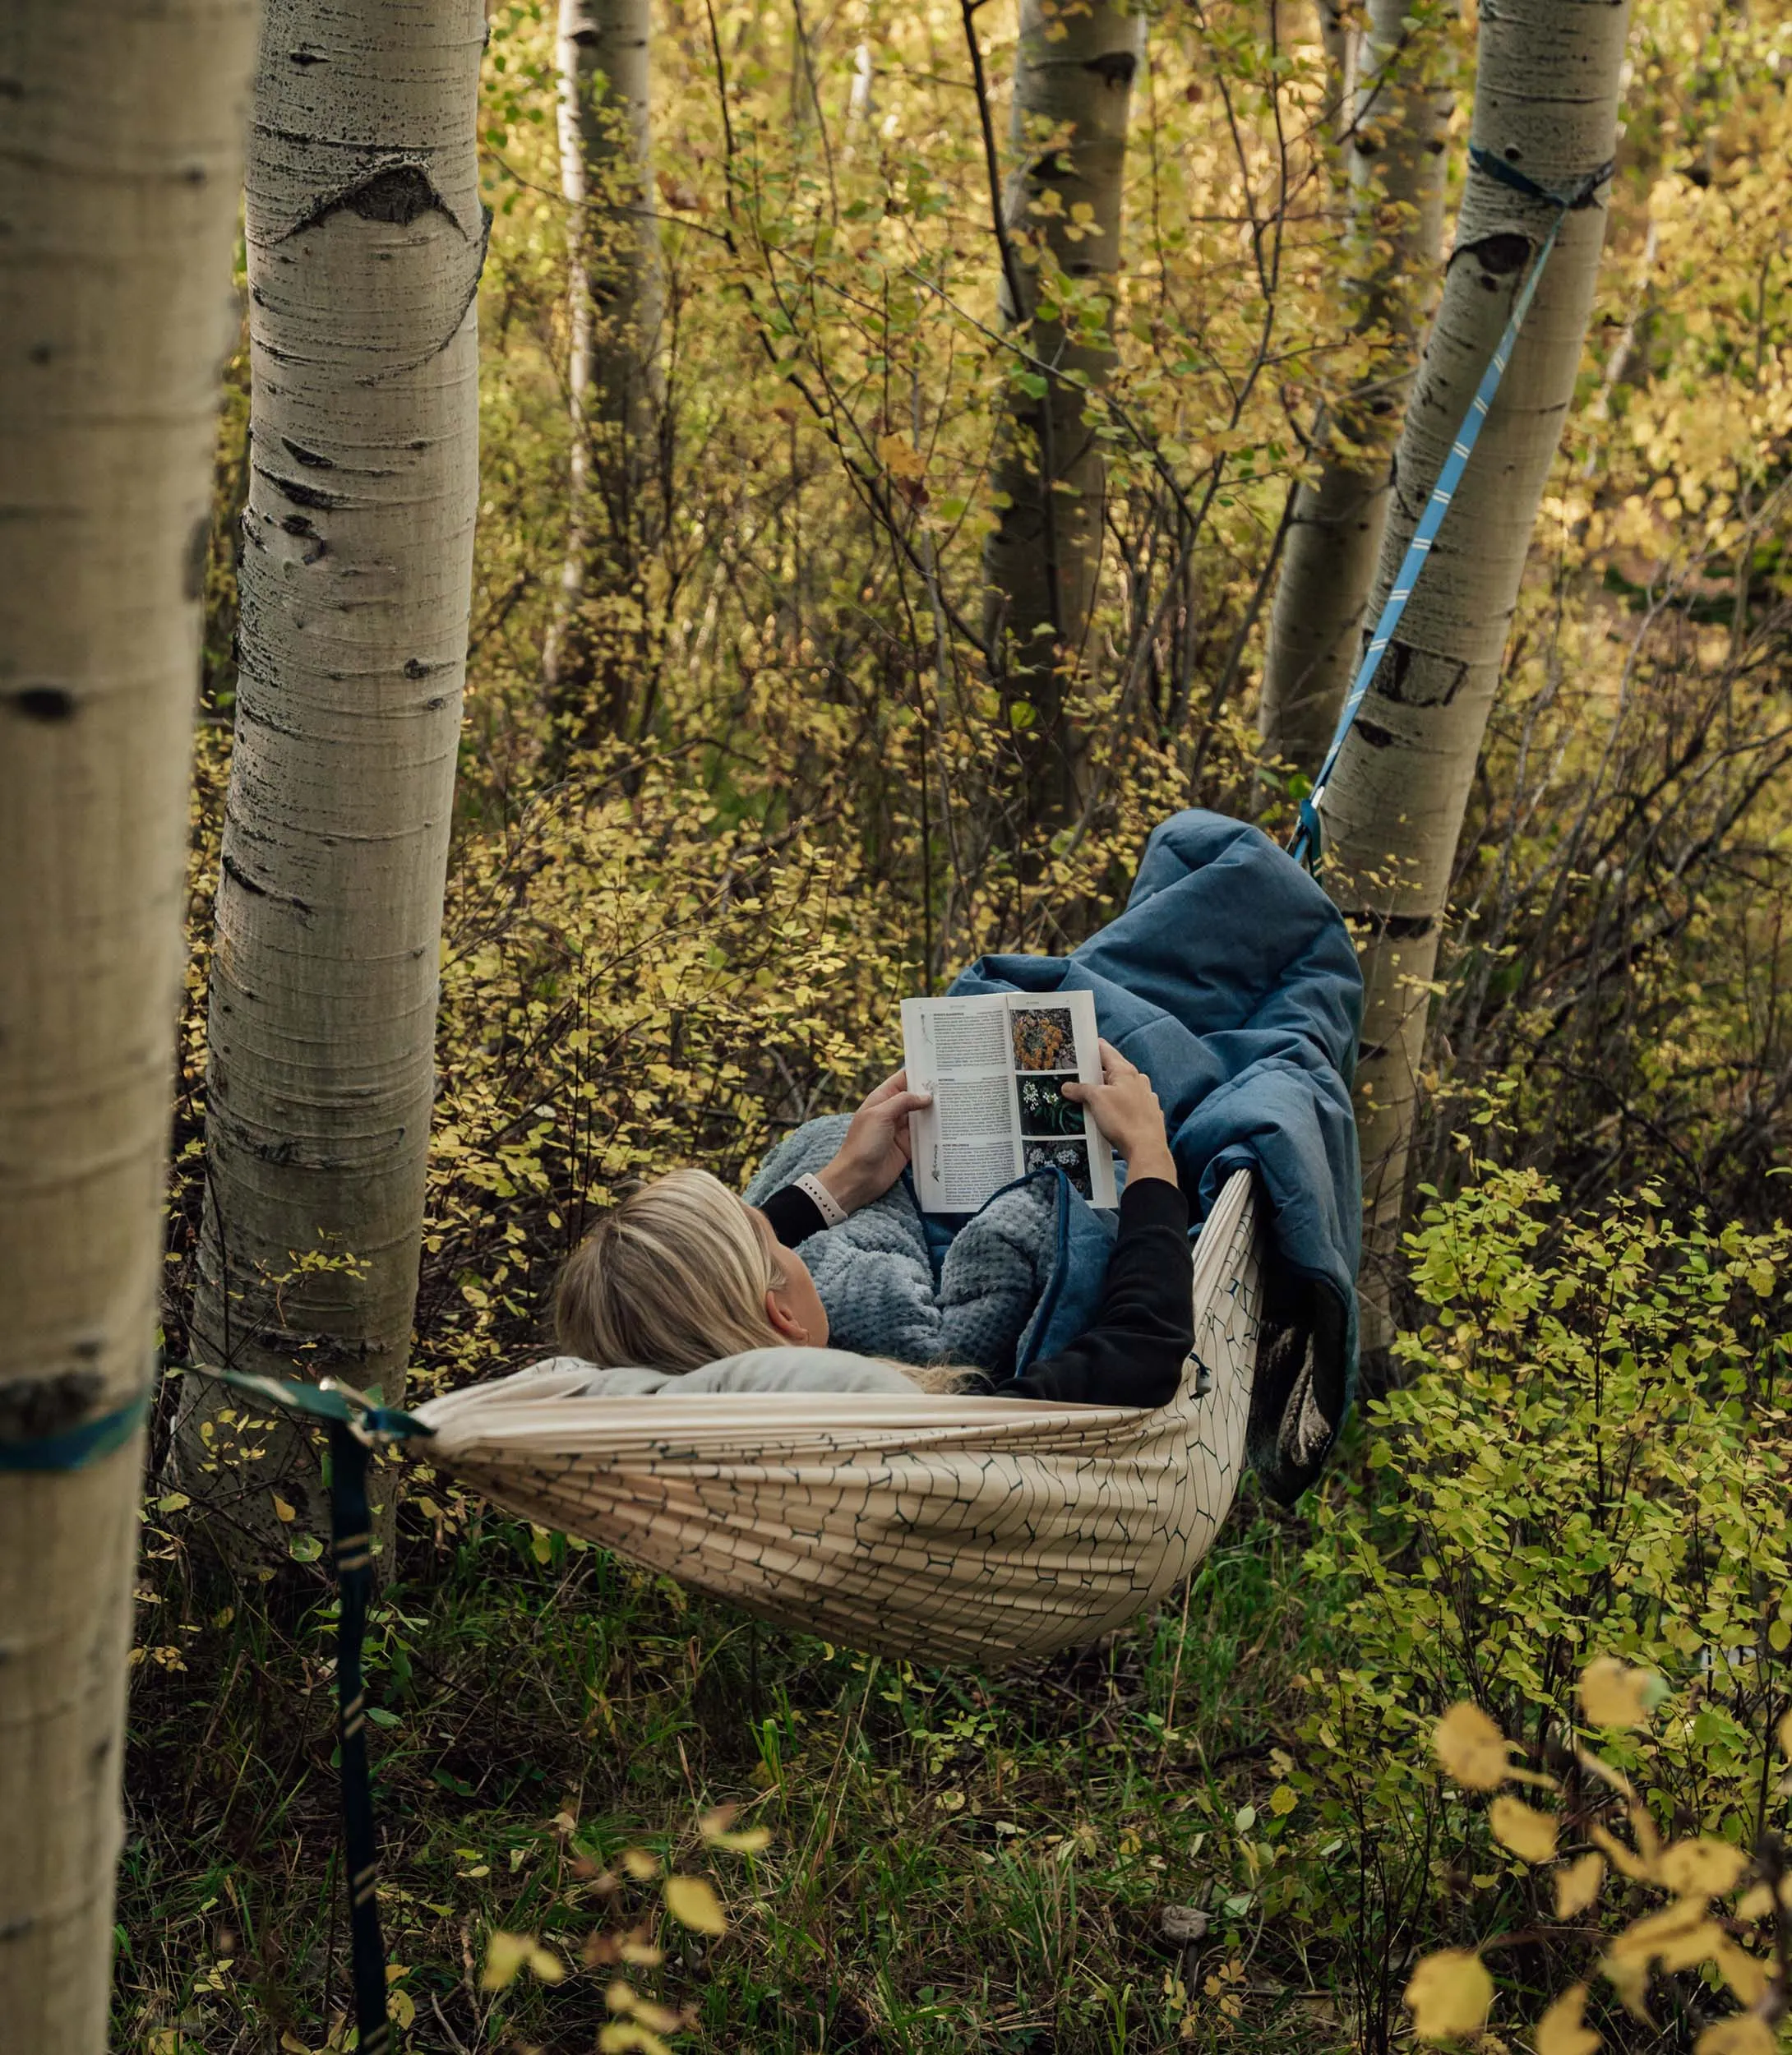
[178,1362,434,2054]
[0,1388,150,1471]
[1287,146,1615,870]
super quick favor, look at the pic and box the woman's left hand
[818,1069,934,1212]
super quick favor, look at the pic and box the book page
[1005,989,1119,1208]
[899,996,1023,1212]
[900,989,1121,1213]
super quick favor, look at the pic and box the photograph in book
[900,990,1117,1214]
[1023,1138,1097,1200]
[1016,1072,1088,1139]
[1010,1006,1077,1072]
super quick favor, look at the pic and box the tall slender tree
[980,0,1144,825]
[541,0,664,746]
[1315,0,1633,1346]
[0,0,256,2043]
[1259,0,1457,777]
[182,0,489,1549]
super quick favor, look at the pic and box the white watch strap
[794,1172,850,1227]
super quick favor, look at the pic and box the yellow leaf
[663,1873,727,1935]
[1269,1783,1298,1816]
[1536,1983,1600,2055]
[875,433,926,482]
[479,1930,565,1991]
[1610,1899,1716,1973]
[619,1846,662,1881]
[1404,1950,1494,2039]
[599,2025,674,2055]
[271,1494,296,1523]
[1578,1658,1658,1728]
[1489,1795,1558,1863]
[1712,1942,1768,2006]
[1734,1883,1774,1921]
[1432,1703,1512,1790]
[1588,1822,1654,1883]
[698,1805,772,1852]
[1555,1852,1606,1919]
[1656,1838,1748,1900]
[1599,1950,1651,2022]
[1695,2020,1775,2055]
[388,1987,416,2030]
[1777,1708,1792,1760]
[279,2035,313,2055]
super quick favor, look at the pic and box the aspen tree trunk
[182,0,488,1552]
[982,0,1143,826]
[1319,0,1631,1348]
[541,0,664,748]
[1313,0,1356,137]
[1259,0,1456,776]
[0,1,256,2044]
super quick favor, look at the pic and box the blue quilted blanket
[747,810,1363,1499]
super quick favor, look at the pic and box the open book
[899,990,1119,1214]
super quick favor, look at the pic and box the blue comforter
[749,810,1363,1499]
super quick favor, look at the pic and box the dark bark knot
[1083,49,1137,86]
[284,164,468,242]
[7,686,76,723]
[0,1368,104,1443]
[1468,230,1533,282]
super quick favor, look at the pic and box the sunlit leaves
[1404,1950,1493,2039]
[480,1930,565,1990]
[1577,1658,1662,1729]
[1432,1703,1512,1790]
[1535,1983,1600,2055]
[1554,1852,1605,1919]
[1654,1837,1748,1900]
[662,1874,727,1935]
[1488,1794,1557,1864]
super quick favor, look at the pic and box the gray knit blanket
[744,1115,1092,1375]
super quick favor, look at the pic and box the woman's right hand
[1062,1040,1177,1187]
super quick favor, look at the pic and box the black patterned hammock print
[412,1171,1263,1665]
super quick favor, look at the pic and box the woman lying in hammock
[552,1042,1195,1408]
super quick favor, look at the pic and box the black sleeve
[760,1183,829,1247]
[985,1176,1193,1408]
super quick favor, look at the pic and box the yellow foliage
[1653,1837,1748,1899]
[1404,1951,1494,2040]
[662,1875,727,1936]
[1554,1853,1605,1919]
[1535,1983,1600,2055]
[1577,1658,1658,1729]
[1432,1703,1512,1790]
[1694,2020,1776,2055]
[480,1929,565,1990]
[1487,1794,1557,1864]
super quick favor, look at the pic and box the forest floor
[119,1467,1342,2055]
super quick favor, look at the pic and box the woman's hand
[1063,1041,1177,1188]
[818,1069,935,1212]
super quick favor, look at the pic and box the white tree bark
[981,0,1144,824]
[541,0,664,742]
[1260,0,1457,776]
[183,0,488,1551]
[1318,0,1632,1348]
[0,2,256,2045]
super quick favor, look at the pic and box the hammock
[408,1167,1263,1665]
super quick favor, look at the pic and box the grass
[118,1471,1353,2054]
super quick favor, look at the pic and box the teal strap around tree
[174,1360,432,2053]
[0,1388,150,1472]
[1287,146,1615,871]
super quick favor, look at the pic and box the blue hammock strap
[1286,145,1614,871]
[174,1360,431,2053]
[0,1388,151,1472]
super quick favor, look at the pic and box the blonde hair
[557,1169,783,1372]
[554,1167,972,1390]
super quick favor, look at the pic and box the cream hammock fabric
[409,1170,1263,1665]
